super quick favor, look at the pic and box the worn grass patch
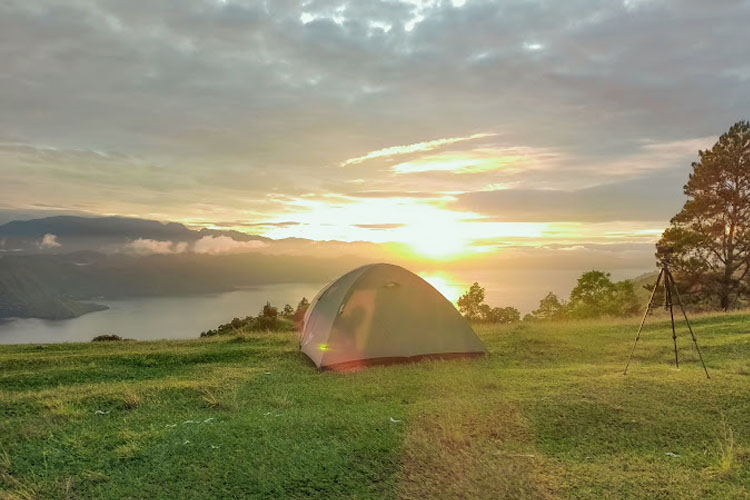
[398,398,558,499]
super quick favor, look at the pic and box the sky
[1,0,749,265]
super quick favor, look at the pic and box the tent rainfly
[300,263,486,370]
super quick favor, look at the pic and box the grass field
[1,312,749,499]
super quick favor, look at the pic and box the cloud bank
[39,234,61,249]
[1,0,748,267]
[123,236,268,255]
[192,235,268,255]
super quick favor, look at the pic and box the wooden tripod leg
[665,272,679,368]
[666,269,710,379]
[624,268,664,375]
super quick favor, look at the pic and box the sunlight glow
[419,272,466,304]
[180,204,664,263]
[256,197,548,260]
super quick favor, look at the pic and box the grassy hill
[629,269,660,305]
[1,313,749,499]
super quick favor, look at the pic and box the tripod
[623,262,709,378]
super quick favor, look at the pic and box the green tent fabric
[301,263,486,370]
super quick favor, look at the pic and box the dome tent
[300,263,486,370]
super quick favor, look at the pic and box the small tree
[293,297,310,321]
[261,301,278,319]
[567,271,640,319]
[458,282,485,320]
[567,271,615,319]
[526,292,566,321]
[458,282,519,323]
[256,301,279,330]
[610,280,641,317]
[486,306,520,324]
[281,304,295,318]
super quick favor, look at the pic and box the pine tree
[657,120,750,311]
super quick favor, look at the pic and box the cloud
[39,233,61,249]
[192,235,268,254]
[126,239,188,255]
[341,133,496,166]
[353,223,406,230]
[345,190,440,199]
[0,0,748,248]
[123,236,268,255]
[391,146,560,175]
[454,167,689,223]
[240,221,302,228]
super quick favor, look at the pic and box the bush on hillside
[566,271,640,319]
[524,292,566,321]
[92,334,133,342]
[525,271,641,321]
[457,282,520,324]
[200,298,308,337]
[292,297,310,323]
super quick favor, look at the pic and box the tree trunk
[720,289,730,311]
[720,264,732,311]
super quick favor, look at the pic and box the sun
[395,219,474,259]
[251,196,549,261]
[407,234,468,259]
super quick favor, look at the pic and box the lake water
[0,267,650,344]
[0,283,322,345]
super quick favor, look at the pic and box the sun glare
[253,197,554,261]
[418,272,465,303]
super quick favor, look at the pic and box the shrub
[458,283,520,324]
[200,300,300,337]
[92,334,131,342]
[525,271,642,321]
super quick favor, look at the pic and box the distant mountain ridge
[0,215,395,320]
[0,216,194,239]
[0,215,270,254]
[0,215,390,261]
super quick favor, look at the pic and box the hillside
[630,269,660,305]
[0,266,106,320]
[1,313,749,499]
[0,252,362,319]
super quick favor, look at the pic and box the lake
[0,267,650,344]
[0,283,322,345]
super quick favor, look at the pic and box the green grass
[1,312,750,499]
